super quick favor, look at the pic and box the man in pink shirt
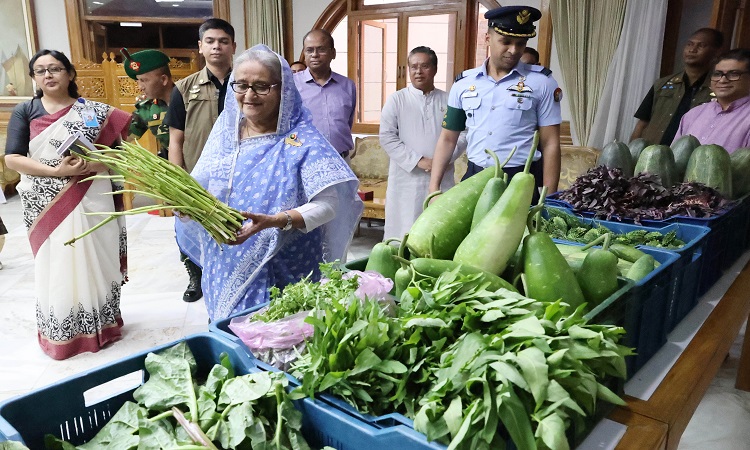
[674,49,750,153]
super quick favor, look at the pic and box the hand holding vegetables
[65,141,245,246]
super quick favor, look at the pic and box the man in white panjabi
[379,46,462,239]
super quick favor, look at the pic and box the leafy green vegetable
[253,263,360,323]
[288,265,631,450]
[44,342,311,450]
[541,207,685,248]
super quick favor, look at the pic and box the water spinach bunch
[65,141,245,246]
[290,294,429,417]
[45,342,311,450]
[410,273,631,450]
[291,265,631,450]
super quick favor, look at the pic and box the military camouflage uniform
[129,98,169,159]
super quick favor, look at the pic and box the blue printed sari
[176,45,363,320]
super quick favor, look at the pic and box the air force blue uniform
[443,61,561,170]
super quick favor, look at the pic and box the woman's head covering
[222,44,310,140]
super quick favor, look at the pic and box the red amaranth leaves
[557,166,731,222]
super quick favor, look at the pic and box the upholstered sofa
[348,135,600,222]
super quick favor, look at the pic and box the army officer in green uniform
[122,48,175,159]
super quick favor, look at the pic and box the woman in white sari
[5,50,131,360]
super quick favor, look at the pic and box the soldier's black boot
[183,258,203,303]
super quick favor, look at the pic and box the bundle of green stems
[65,141,245,246]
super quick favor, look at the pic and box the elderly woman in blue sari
[176,45,363,321]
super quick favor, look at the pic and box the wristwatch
[280,211,293,231]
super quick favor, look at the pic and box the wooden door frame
[64,0,231,63]
[660,0,746,76]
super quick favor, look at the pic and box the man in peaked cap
[429,5,563,202]
[122,48,175,159]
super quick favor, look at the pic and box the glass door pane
[359,19,397,123]
[475,4,489,67]
[331,17,349,77]
[406,13,457,92]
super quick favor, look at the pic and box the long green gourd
[392,256,518,293]
[521,204,586,308]
[576,233,620,307]
[453,132,540,275]
[470,148,515,229]
[406,167,495,259]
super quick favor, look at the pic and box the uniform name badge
[81,108,99,128]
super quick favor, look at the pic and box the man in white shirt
[379,46,460,239]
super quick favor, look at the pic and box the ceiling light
[92,1,103,4]
[120,22,143,27]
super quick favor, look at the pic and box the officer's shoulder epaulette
[530,65,553,77]
[134,98,151,108]
[454,67,481,83]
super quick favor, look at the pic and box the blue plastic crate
[544,206,710,333]
[0,333,448,450]
[670,205,740,296]
[210,268,617,450]
[211,308,448,449]
[556,240,680,376]
[546,192,737,296]
[0,333,257,448]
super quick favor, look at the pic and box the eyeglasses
[710,70,748,81]
[303,46,331,55]
[32,66,65,76]
[230,82,279,95]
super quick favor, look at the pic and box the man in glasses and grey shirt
[294,29,357,160]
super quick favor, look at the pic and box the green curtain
[247,0,285,54]
[550,0,627,146]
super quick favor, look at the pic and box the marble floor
[0,192,749,449]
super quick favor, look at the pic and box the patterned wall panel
[77,77,107,101]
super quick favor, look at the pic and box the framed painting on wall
[0,0,37,104]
